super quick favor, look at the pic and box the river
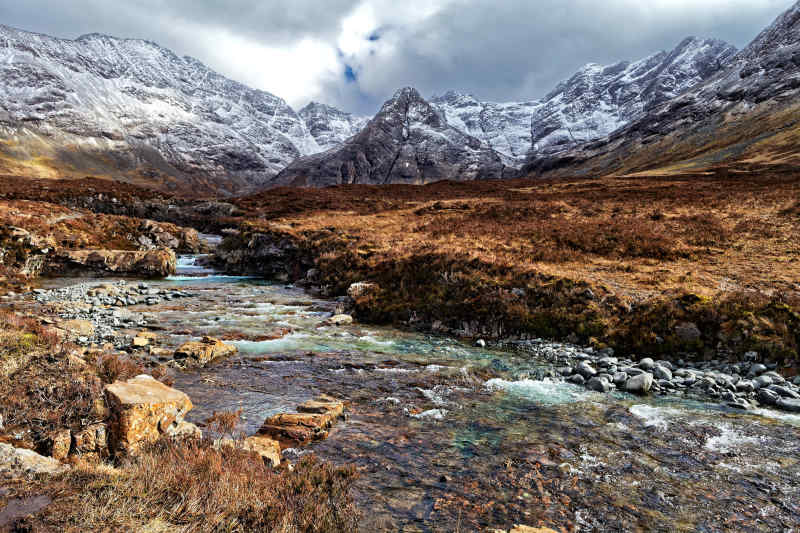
[38,253,800,531]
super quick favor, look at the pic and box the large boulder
[625,373,654,395]
[174,337,237,367]
[104,375,196,456]
[48,249,176,278]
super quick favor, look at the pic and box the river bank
[3,249,800,530]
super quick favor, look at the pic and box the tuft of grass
[25,439,360,532]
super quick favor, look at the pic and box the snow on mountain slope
[521,0,800,177]
[273,87,506,187]
[0,25,346,192]
[430,91,541,166]
[298,102,369,152]
[432,37,736,166]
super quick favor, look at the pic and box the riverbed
[36,254,800,532]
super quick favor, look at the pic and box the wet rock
[762,371,785,384]
[769,385,800,399]
[347,281,379,300]
[0,443,67,476]
[638,358,655,371]
[736,380,755,393]
[587,376,612,392]
[104,375,194,456]
[625,373,654,394]
[727,398,754,410]
[577,361,597,378]
[747,363,768,378]
[174,337,237,367]
[613,372,629,386]
[258,395,345,449]
[475,339,487,348]
[653,365,673,380]
[753,375,773,389]
[757,388,779,406]
[325,314,354,326]
[568,374,585,385]
[776,398,800,412]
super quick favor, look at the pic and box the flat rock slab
[258,396,345,449]
[174,337,237,367]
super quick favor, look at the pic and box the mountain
[430,92,541,166]
[298,102,369,152]
[0,25,357,194]
[522,0,800,177]
[272,87,506,187]
[431,38,736,167]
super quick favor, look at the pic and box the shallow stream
[41,254,800,531]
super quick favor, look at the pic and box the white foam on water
[375,367,416,374]
[166,274,255,281]
[628,404,684,430]
[485,378,590,405]
[411,408,447,420]
[752,408,800,426]
[704,424,767,453]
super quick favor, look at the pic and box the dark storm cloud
[0,0,794,114]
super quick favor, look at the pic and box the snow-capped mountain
[298,102,369,152]
[432,37,736,166]
[522,0,800,176]
[430,92,541,166]
[0,25,355,193]
[273,87,506,187]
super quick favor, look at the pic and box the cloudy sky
[0,0,793,114]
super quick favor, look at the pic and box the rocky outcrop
[136,220,204,254]
[104,375,197,456]
[174,337,238,367]
[46,248,176,278]
[273,87,507,187]
[257,395,345,449]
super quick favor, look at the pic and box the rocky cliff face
[272,87,506,187]
[432,37,736,167]
[0,25,354,193]
[298,102,368,152]
[522,0,800,176]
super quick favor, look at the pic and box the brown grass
[20,439,359,532]
[222,170,800,365]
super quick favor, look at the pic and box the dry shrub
[94,353,144,384]
[33,439,359,532]
[204,409,243,439]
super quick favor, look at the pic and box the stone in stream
[568,374,585,385]
[769,385,800,399]
[625,373,654,394]
[325,314,354,326]
[174,336,237,367]
[757,388,779,406]
[776,398,800,412]
[747,363,768,377]
[587,376,612,393]
[752,375,773,390]
[736,380,755,393]
[613,372,629,386]
[653,365,673,380]
[576,361,597,378]
[104,375,198,456]
[258,396,345,449]
[638,358,655,371]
